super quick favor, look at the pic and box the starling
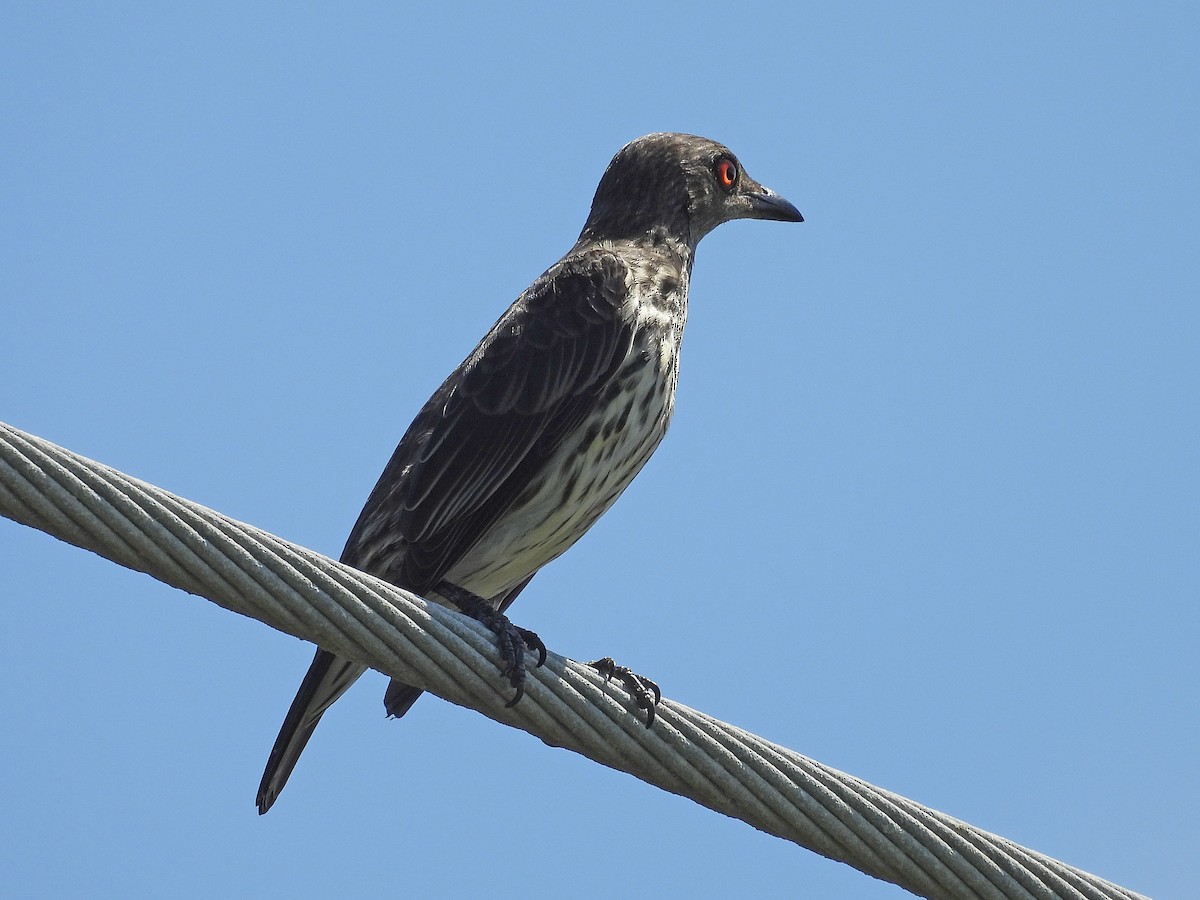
[257,133,802,813]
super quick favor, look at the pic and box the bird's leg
[588,657,661,728]
[434,581,547,707]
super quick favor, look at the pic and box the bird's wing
[257,250,635,813]
[342,247,636,591]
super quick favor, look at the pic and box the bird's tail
[256,573,537,812]
[382,680,425,718]
[256,649,367,814]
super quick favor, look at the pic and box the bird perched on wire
[257,132,802,814]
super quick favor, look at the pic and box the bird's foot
[588,657,661,728]
[436,581,547,707]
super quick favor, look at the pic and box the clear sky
[1,4,1195,898]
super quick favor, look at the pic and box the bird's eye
[715,158,738,190]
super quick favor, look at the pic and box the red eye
[716,158,737,189]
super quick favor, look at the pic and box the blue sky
[1,4,1196,898]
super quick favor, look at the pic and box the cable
[0,421,1146,900]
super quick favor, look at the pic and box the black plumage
[257,133,802,813]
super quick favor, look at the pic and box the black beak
[748,187,804,223]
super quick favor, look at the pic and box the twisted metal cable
[0,420,1145,900]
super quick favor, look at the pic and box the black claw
[646,678,662,705]
[641,698,656,729]
[437,580,543,707]
[517,628,547,667]
[587,657,660,728]
[504,681,525,708]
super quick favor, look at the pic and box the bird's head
[579,133,802,248]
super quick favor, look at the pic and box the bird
[256,132,802,814]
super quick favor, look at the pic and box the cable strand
[0,421,1147,900]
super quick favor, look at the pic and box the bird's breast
[444,318,683,600]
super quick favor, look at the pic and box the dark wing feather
[260,251,634,813]
[340,248,634,593]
